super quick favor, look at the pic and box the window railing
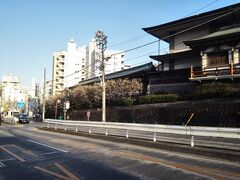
[190,63,240,79]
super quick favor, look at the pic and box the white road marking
[0,158,15,162]
[40,151,60,155]
[27,139,68,153]
[0,162,6,167]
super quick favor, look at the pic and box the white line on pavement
[0,158,15,162]
[27,139,68,153]
[0,162,6,167]
[40,151,60,155]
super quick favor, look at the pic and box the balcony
[190,63,240,81]
[56,71,64,77]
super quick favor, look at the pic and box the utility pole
[95,30,107,122]
[63,88,70,120]
[42,68,46,121]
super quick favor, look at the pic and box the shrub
[107,98,134,106]
[194,83,240,99]
[138,94,179,104]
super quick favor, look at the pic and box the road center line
[27,139,68,153]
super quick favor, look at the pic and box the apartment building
[52,37,126,93]
[52,51,66,96]
[64,39,86,88]
[1,75,28,114]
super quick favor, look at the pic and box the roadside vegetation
[193,83,240,99]
[45,80,240,119]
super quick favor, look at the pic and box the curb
[39,127,240,162]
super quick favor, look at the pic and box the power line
[110,5,240,57]
[108,34,148,48]
[51,4,240,88]
[184,0,221,17]
[108,0,221,48]
[63,59,101,79]
[125,50,158,63]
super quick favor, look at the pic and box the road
[0,122,240,180]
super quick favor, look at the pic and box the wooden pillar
[233,49,239,64]
[190,65,193,78]
[201,51,207,70]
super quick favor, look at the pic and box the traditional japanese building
[143,3,240,94]
[71,62,155,95]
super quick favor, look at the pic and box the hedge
[194,83,240,99]
[138,94,179,104]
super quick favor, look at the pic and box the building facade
[143,3,240,94]
[52,37,126,94]
[84,39,125,79]
[52,51,66,96]
[1,75,28,115]
[64,39,86,88]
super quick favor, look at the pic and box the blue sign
[17,101,25,109]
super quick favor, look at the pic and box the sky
[0,0,240,87]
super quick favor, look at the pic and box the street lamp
[55,99,61,120]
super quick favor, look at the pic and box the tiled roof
[77,62,155,86]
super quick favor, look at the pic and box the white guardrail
[44,119,240,147]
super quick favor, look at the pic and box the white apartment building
[1,75,28,114]
[85,38,99,79]
[84,39,126,79]
[105,49,125,74]
[52,51,66,96]
[64,39,86,88]
[52,37,125,91]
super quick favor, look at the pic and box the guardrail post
[230,62,234,76]
[47,123,49,128]
[75,126,78,132]
[89,127,91,134]
[126,129,129,138]
[105,128,108,136]
[55,123,57,130]
[64,125,67,131]
[153,132,157,142]
[191,136,194,147]
[190,65,193,78]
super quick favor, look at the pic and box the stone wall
[68,98,240,127]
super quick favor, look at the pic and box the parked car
[3,117,19,124]
[17,114,29,124]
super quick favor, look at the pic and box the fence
[44,119,240,147]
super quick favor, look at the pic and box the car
[17,114,29,124]
[2,116,19,124]
[13,116,19,124]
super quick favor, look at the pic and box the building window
[207,52,228,67]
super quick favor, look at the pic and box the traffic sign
[65,101,70,110]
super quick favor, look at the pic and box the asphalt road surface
[0,122,240,180]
